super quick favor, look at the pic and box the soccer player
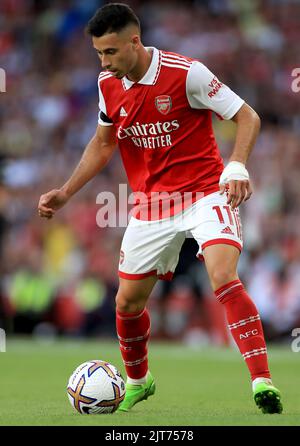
[38,3,282,414]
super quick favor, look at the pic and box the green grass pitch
[0,338,299,426]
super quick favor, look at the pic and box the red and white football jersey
[98,47,244,220]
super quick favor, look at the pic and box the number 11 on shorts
[212,205,234,225]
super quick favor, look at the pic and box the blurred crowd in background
[0,0,300,345]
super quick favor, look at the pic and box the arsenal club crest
[155,95,172,115]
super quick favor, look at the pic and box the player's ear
[131,34,140,49]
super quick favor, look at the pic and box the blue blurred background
[0,0,299,346]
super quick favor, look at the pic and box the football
[67,360,126,414]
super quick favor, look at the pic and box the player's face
[92,28,140,79]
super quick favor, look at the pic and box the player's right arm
[38,124,116,219]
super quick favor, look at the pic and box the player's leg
[203,243,282,414]
[116,275,157,382]
[116,276,157,412]
[115,216,185,412]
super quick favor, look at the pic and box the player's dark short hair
[86,3,140,37]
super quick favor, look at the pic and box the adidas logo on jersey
[120,107,127,117]
[221,226,234,235]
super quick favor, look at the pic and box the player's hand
[220,180,253,209]
[38,189,69,219]
[219,161,252,209]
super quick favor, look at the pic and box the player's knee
[210,268,238,291]
[115,289,147,313]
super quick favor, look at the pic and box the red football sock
[116,308,150,379]
[215,280,271,381]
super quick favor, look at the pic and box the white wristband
[219,161,249,185]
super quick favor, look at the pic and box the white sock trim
[252,377,273,392]
[127,370,150,385]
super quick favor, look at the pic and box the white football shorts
[118,191,243,281]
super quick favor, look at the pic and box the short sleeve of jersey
[186,61,244,120]
[98,80,113,126]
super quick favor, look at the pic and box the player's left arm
[186,62,261,209]
[221,103,260,209]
